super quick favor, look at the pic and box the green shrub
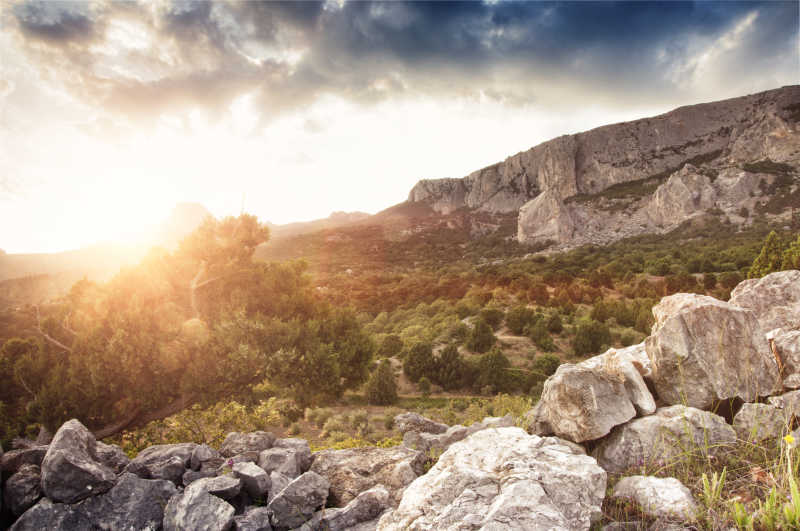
[465,318,495,353]
[571,319,611,357]
[527,320,556,352]
[434,344,467,390]
[377,334,404,358]
[506,305,536,335]
[366,360,398,405]
[546,313,563,334]
[403,342,436,383]
[418,377,431,397]
[479,308,505,330]
[532,353,561,377]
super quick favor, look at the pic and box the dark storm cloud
[7,0,798,122]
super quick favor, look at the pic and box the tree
[403,342,435,383]
[572,319,611,357]
[781,235,800,270]
[479,308,504,331]
[748,231,784,279]
[476,347,512,393]
[378,334,404,358]
[434,344,466,390]
[365,360,398,405]
[506,306,536,335]
[532,353,561,377]
[465,318,495,353]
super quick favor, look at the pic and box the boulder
[527,347,655,443]
[9,498,92,530]
[190,444,220,471]
[299,486,390,531]
[124,442,196,484]
[773,330,800,389]
[233,506,273,531]
[729,270,800,333]
[267,471,329,529]
[392,413,448,435]
[377,427,606,530]
[219,431,275,458]
[593,406,736,474]
[186,475,242,501]
[94,442,130,474]
[402,415,515,456]
[257,447,299,478]
[75,472,177,530]
[233,461,270,499]
[267,471,291,504]
[163,487,235,531]
[767,389,800,416]
[182,468,217,487]
[646,166,716,227]
[733,403,789,441]
[272,438,312,473]
[4,464,41,516]
[40,419,116,503]
[645,293,780,409]
[215,452,260,474]
[611,476,698,522]
[1,446,47,475]
[311,445,426,507]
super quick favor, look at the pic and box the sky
[1,1,798,253]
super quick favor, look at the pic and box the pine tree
[365,359,398,405]
[748,231,785,278]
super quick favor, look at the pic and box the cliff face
[407,86,800,244]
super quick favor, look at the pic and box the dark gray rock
[191,443,220,471]
[233,461,270,499]
[94,441,130,474]
[0,446,47,475]
[125,443,195,484]
[216,452,260,474]
[40,419,116,504]
[183,468,217,487]
[4,464,41,516]
[220,432,275,458]
[268,471,291,504]
[314,485,390,531]
[257,448,299,478]
[233,506,273,531]
[392,413,448,435]
[163,487,235,531]
[186,475,242,501]
[267,471,329,529]
[272,438,312,473]
[9,498,93,530]
[75,472,177,530]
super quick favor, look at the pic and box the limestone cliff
[407,85,800,247]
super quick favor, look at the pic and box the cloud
[3,0,798,126]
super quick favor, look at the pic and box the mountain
[267,211,371,240]
[408,85,800,249]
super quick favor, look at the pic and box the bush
[434,344,467,390]
[475,347,513,393]
[506,305,536,335]
[365,360,398,405]
[546,313,563,334]
[377,334,404,358]
[572,319,612,357]
[403,342,436,383]
[418,377,431,397]
[528,283,550,306]
[527,320,555,352]
[479,308,505,330]
[532,353,561,377]
[465,318,495,353]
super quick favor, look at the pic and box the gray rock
[272,438,312,473]
[377,427,606,530]
[0,446,47,475]
[611,476,698,522]
[4,464,41,516]
[402,415,515,456]
[190,443,220,471]
[730,270,800,334]
[183,468,216,486]
[268,471,291,504]
[258,448,299,478]
[311,445,426,508]
[124,442,196,483]
[392,413,448,435]
[94,441,130,474]
[186,475,242,500]
[646,165,716,227]
[9,498,93,530]
[220,431,275,458]
[233,506,273,531]
[267,471,329,530]
[773,330,800,389]
[216,451,261,474]
[733,403,789,441]
[75,472,177,530]
[527,346,655,443]
[518,190,576,245]
[40,419,116,503]
[315,485,390,531]
[645,293,780,409]
[233,461,270,499]
[767,389,800,417]
[593,406,736,474]
[163,487,235,531]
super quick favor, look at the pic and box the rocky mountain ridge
[408,86,800,248]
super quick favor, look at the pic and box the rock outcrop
[645,293,780,409]
[611,476,698,522]
[730,270,800,334]
[401,414,515,455]
[378,427,606,530]
[406,86,799,246]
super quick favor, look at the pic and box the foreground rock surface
[593,406,736,474]
[733,403,789,441]
[4,464,41,516]
[40,419,116,504]
[645,293,780,409]
[729,270,800,334]
[267,471,329,529]
[310,445,425,507]
[611,476,698,521]
[76,472,177,530]
[378,427,606,530]
[402,415,515,456]
[527,345,655,443]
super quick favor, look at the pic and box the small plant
[287,422,301,436]
[731,500,754,530]
[418,377,431,398]
[700,466,727,512]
